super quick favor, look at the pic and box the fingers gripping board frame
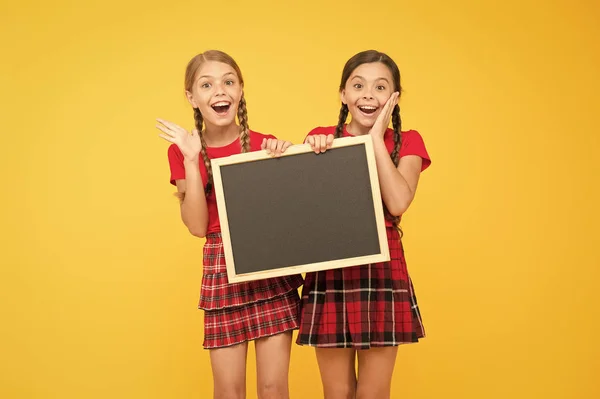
[211,135,390,283]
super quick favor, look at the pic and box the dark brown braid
[390,104,402,166]
[238,96,250,153]
[193,108,213,195]
[338,50,406,238]
[334,104,349,138]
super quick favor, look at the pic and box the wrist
[183,157,200,167]
[370,135,386,147]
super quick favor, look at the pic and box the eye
[225,79,235,86]
[200,82,211,89]
[376,85,386,90]
[353,83,363,89]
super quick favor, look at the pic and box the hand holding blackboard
[305,133,334,153]
[211,134,390,283]
[260,137,293,157]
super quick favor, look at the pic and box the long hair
[183,50,250,196]
[336,50,404,236]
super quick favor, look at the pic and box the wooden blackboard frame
[211,134,390,283]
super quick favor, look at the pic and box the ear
[185,90,197,108]
[340,89,347,105]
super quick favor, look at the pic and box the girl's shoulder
[384,128,423,141]
[307,126,337,136]
[249,130,277,141]
[399,129,424,141]
[396,129,431,170]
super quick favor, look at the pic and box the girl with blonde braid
[157,50,302,399]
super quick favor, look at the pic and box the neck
[203,122,240,147]
[346,119,370,136]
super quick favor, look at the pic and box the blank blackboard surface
[211,135,389,282]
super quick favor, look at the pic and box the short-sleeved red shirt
[306,125,431,223]
[168,130,276,234]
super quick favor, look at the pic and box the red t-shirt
[306,125,431,223]
[168,130,276,234]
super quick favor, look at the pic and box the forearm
[180,159,209,237]
[372,137,415,216]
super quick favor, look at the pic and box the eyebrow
[351,75,390,84]
[197,72,236,80]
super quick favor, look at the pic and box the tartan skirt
[296,227,425,349]
[201,233,303,349]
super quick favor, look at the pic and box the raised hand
[156,118,202,161]
[369,92,399,139]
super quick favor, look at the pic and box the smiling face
[341,62,395,132]
[185,60,243,129]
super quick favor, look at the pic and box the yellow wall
[2,0,599,398]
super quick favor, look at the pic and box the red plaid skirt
[201,233,303,349]
[296,227,425,349]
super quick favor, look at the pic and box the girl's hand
[305,134,334,154]
[261,138,292,157]
[369,92,399,140]
[156,119,202,162]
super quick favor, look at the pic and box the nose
[214,82,226,96]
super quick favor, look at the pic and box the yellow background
[2,0,599,398]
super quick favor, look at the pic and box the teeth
[360,106,376,110]
[213,102,230,107]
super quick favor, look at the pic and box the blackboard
[211,135,390,282]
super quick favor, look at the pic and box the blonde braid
[193,108,213,195]
[238,96,250,152]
